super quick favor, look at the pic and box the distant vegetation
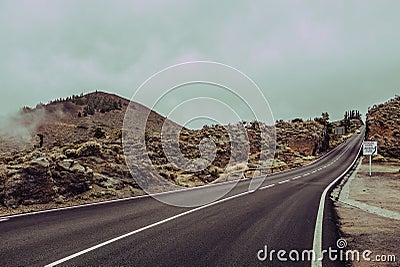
[46,91,123,117]
[74,92,123,116]
[341,110,362,134]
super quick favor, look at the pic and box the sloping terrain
[0,92,178,210]
[366,95,400,160]
[0,91,361,213]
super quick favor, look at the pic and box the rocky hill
[0,91,361,213]
[0,92,176,210]
[366,95,400,160]
[273,115,362,172]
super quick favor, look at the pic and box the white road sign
[363,141,378,155]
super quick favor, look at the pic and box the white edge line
[44,190,251,267]
[311,143,362,267]
[0,218,9,222]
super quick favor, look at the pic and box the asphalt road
[0,130,364,267]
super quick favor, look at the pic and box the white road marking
[0,218,9,222]
[259,183,276,190]
[303,173,310,177]
[311,144,362,267]
[311,170,317,174]
[278,179,290,184]
[292,176,302,180]
[44,190,252,266]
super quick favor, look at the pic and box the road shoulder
[331,157,400,267]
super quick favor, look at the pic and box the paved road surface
[0,129,364,266]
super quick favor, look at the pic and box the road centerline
[259,183,276,190]
[278,179,290,184]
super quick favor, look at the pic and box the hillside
[366,95,400,160]
[0,91,361,213]
[273,115,362,172]
[0,92,178,210]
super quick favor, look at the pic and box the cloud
[0,0,399,123]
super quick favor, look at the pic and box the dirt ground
[333,158,400,267]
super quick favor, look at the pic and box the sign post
[369,155,372,176]
[363,141,378,176]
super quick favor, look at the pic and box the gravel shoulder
[332,157,400,267]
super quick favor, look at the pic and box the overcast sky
[0,0,399,124]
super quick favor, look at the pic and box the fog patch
[0,104,66,153]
